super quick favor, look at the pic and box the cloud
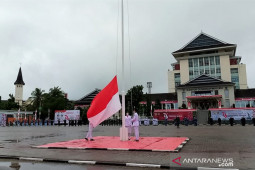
[0,0,255,100]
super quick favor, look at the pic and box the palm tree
[31,88,45,111]
[49,86,64,97]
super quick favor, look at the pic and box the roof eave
[172,45,237,56]
[177,83,235,89]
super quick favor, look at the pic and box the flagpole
[120,0,128,141]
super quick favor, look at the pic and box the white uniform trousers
[86,123,93,139]
[126,126,132,138]
[133,126,139,140]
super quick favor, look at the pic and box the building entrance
[187,95,222,110]
[192,100,218,110]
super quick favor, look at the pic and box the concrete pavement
[0,124,254,169]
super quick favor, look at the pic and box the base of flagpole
[120,127,128,141]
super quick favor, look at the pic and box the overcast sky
[0,0,255,100]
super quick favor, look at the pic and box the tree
[41,86,69,119]
[125,85,144,113]
[27,86,73,120]
[4,94,19,110]
[31,88,45,111]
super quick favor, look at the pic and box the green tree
[31,88,45,111]
[4,94,19,110]
[41,86,68,119]
[126,85,144,113]
[28,86,74,120]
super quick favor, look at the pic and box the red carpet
[35,136,189,152]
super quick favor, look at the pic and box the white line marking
[107,148,129,151]
[19,157,43,161]
[126,163,160,168]
[152,149,171,152]
[67,147,85,150]
[68,160,96,164]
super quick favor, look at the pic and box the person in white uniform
[125,112,132,140]
[132,110,139,141]
[85,122,94,141]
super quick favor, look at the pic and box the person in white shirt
[132,110,139,141]
[85,122,94,141]
[125,112,132,140]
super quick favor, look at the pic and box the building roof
[143,93,177,101]
[177,74,234,88]
[235,89,255,98]
[173,32,236,54]
[14,67,25,85]
[75,89,101,105]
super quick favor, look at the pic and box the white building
[168,32,248,109]
[14,67,25,106]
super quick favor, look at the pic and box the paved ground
[0,124,254,169]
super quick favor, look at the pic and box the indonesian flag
[87,76,121,127]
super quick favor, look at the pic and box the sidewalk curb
[0,155,238,170]
[0,155,172,169]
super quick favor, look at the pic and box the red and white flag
[87,76,121,127]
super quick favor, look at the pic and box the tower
[14,67,25,106]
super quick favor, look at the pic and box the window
[215,56,220,65]
[215,90,218,95]
[174,73,180,79]
[200,68,204,74]
[194,58,198,67]
[205,68,209,74]
[194,69,199,76]
[189,70,193,76]
[216,68,221,74]
[231,68,238,74]
[225,99,230,108]
[199,58,204,66]
[191,91,195,96]
[210,56,215,65]
[188,59,193,67]
[189,56,221,80]
[224,88,229,98]
[204,57,209,66]
[175,73,181,87]
[182,92,186,100]
[210,68,215,74]
[231,77,239,82]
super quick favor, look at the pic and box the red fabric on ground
[36,136,188,151]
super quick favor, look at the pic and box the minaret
[14,67,25,106]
